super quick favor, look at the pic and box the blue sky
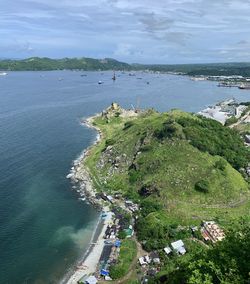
[1,0,250,63]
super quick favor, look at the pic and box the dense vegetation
[135,62,250,77]
[171,115,249,169]
[153,221,250,284]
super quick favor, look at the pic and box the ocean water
[0,71,249,283]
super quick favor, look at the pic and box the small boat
[0,72,7,76]
[98,81,104,84]
[239,84,250,90]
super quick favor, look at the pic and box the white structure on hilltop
[171,240,186,255]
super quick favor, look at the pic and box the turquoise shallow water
[0,71,249,283]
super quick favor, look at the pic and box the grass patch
[109,239,137,280]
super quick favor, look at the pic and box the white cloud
[1,0,250,63]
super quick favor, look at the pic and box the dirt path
[190,237,209,248]
[229,111,250,128]
[174,193,250,209]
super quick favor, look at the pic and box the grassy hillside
[85,106,250,250]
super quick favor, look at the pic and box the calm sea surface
[0,71,249,283]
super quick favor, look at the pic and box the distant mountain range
[1,57,250,77]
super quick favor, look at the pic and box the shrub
[140,199,163,216]
[105,138,115,147]
[129,169,141,183]
[118,230,127,239]
[123,121,134,130]
[155,121,184,139]
[215,159,227,171]
[195,180,209,193]
[176,116,249,169]
[224,116,238,126]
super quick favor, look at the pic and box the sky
[1,0,250,63]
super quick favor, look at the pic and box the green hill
[83,105,250,283]
[0,57,131,71]
[85,106,250,245]
[2,57,250,76]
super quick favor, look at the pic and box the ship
[0,72,8,76]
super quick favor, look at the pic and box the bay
[0,71,249,283]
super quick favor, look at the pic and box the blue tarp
[100,269,109,276]
[115,240,121,247]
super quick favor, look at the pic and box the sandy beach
[65,209,113,284]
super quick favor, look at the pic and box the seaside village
[73,191,225,284]
[65,102,230,284]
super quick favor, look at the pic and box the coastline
[63,113,113,284]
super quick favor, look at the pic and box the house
[164,246,172,255]
[245,135,250,144]
[85,276,98,284]
[106,195,113,203]
[190,226,198,233]
[201,221,225,243]
[171,240,186,255]
[149,251,161,264]
[125,200,139,212]
[78,275,98,284]
[139,257,147,266]
[124,227,134,238]
[139,255,151,266]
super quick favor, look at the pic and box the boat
[112,71,116,81]
[98,81,104,84]
[239,84,250,90]
[0,72,7,76]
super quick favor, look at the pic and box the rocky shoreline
[66,114,103,208]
